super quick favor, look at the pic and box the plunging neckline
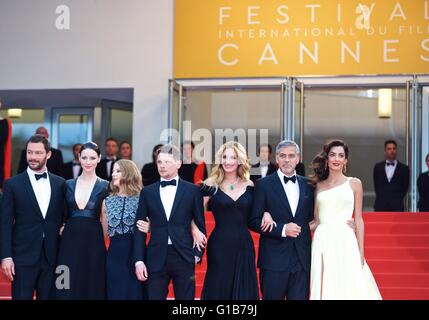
[218,185,251,203]
[74,178,98,210]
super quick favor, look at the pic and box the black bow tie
[35,172,47,181]
[161,180,177,188]
[386,162,395,166]
[73,162,80,166]
[283,175,296,184]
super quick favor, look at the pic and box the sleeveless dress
[56,178,109,300]
[310,178,382,300]
[105,194,147,300]
[201,185,259,300]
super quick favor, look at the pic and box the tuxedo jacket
[250,162,277,183]
[133,179,206,273]
[62,161,82,180]
[17,148,64,177]
[373,161,410,211]
[249,173,314,273]
[0,172,66,266]
[96,158,115,181]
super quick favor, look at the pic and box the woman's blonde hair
[110,159,142,196]
[205,141,250,189]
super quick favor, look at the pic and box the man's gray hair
[276,140,300,154]
[158,144,181,161]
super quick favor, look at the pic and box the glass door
[407,78,423,211]
[51,108,93,163]
[282,78,304,154]
[168,80,186,146]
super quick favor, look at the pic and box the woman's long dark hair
[310,139,349,184]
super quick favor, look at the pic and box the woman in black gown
[56,142,109,299]
[200,141,259,300]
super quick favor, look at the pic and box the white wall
[0,0,173,167]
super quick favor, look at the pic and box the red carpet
[1,212,428,300]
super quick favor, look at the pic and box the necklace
[227,177,240,190]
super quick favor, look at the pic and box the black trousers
[12,241,55,300]
[147,245,195,300]
[260,248,309,300]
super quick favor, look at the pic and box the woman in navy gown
[56,142,109,299]
[101,159,147,299]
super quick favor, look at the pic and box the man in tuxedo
[96,137,118,181]
[373,139,410,211]
[17,127,64,177]
[250,144,277,183]
[62,143,82,180]
[0,135,65,299]
[133,145,206,300]
[249,140,314,300]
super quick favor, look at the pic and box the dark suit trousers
[147,245,195,300]
[260,246,309,300]
[12,240,55,300]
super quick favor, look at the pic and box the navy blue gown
[56,178,109,300]
[201,185,259,300]
[105,194,147,300]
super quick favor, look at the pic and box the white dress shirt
[105,156,116,178]
[260,163,269,178]
[27,167,51,219]
[277,169,299,237]
[385,160,397,183]
[160,175,179,245]
[72,161,81,179]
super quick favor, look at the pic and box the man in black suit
[133,145,206,300]
[96,137,118,181]
[17,127,64,177]
[0,135,65,299]
[62,143,82,180]
[250,144,277,183]
[249,140,314,300]
[373,139,410,211]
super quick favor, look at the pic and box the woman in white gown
[309,139,381,300]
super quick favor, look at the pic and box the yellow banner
[174,0,429,78]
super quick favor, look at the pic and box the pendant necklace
[227,177,240,190]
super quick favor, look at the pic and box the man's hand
[1,259,15,281]
[135,262,148,282]
[261,212,277,232]
[284,223,301,238]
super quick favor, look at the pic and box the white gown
[310,178,382,300]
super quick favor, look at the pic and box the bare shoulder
[349,177,363,190]
[245,179,254,187]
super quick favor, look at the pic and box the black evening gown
[56,178,109,300]
[201,185,259,300]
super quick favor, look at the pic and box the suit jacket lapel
[23,172,44,219]
[294,176,306,217]
[170,179,185,220]
[154,182,168,222]
[270,174,293,218]
[45,174,57,219]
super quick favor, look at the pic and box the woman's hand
[59,224,65,236]
[261,212,277,232]
[192,225,207,252]
[136,217,150,233]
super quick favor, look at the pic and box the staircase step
[365,234,429,247]
[374,273,429,288]
[368,259,429,273]
[365,246,429,260]
[379,287,429,300]
[365,222,429,234]
[363,213,429,222]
